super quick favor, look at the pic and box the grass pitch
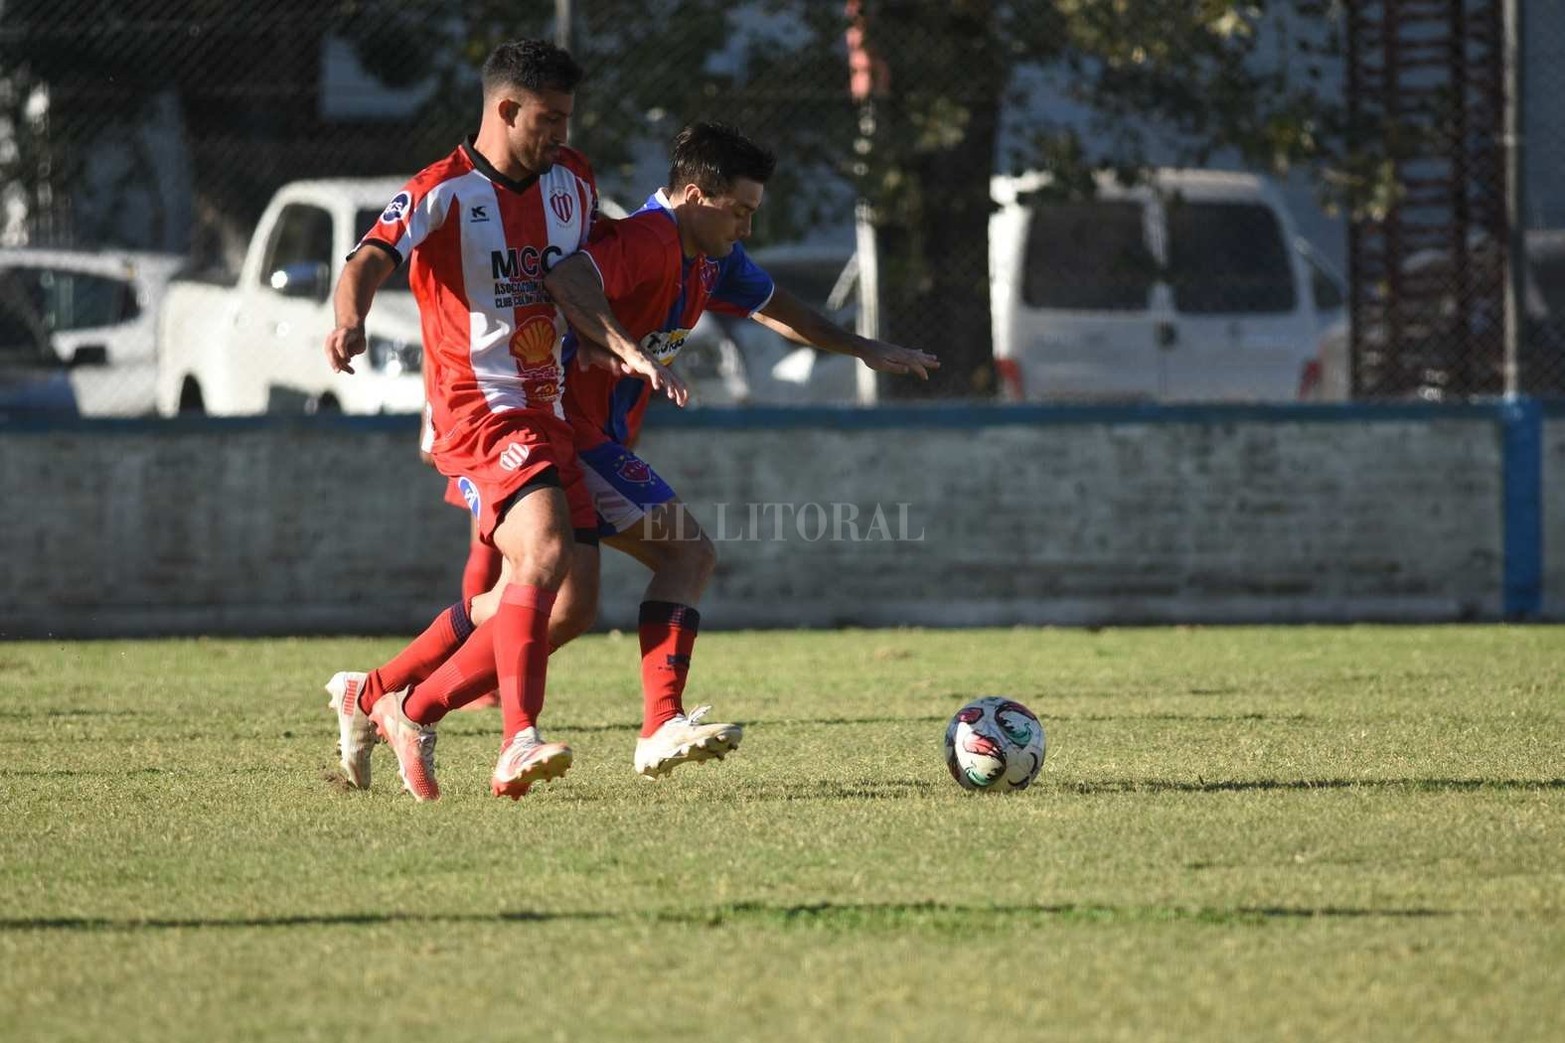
[1,626,1561,1042]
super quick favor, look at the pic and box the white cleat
[325,671,376,789]
[491,727,573,800]
[368,689,439,802]
[634,706,743,779]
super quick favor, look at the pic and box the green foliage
[1,626,1562,1041]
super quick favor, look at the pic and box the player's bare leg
[608,499,741,778]
[487,484,575,799]
[471,540,599,651]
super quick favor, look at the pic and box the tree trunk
[859,0,1004,400]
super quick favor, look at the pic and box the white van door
[240,202,335,411]
[1155,196,1316,401]
[1005,197,1164,401]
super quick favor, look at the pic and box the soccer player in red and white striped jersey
[322,39,684,802]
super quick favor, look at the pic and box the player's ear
[676,183,704,207]
[496,96,520,126]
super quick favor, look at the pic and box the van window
[1023,201,1155,311]
[1167,201,1296,314]
[263,204,333,281]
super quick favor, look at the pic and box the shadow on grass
[0,900,1456,934]
[1063,778,1565,795]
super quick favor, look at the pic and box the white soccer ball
[944,696,1047,792]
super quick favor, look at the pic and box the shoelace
[414,729,437,765]
[685,705,713,726]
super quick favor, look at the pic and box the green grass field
[2,626,1561,1042]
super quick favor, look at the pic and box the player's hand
[860,340,939,380]
[326,324,367,375]
[615,345,690,408]
[575,339,630,378]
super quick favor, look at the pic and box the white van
[989,169,1337,403]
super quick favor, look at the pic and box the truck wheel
[177,378,205,415]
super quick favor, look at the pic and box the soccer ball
[944,696,1046,792]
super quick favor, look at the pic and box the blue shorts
[577,441,678,537]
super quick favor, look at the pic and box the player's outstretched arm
[545,254,689,406]
[325,248,396,375]
[754,286,939,380]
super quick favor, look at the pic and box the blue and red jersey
[562,190,773,448]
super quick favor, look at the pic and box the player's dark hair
[668,122,777,197]
[482,38,583,97]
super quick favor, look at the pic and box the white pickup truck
[155,178,426,416]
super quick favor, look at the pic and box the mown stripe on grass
[0,901,1472,935]
[1065,777,1565,795]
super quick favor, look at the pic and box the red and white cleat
[490,728,573,800]
[325,671,376,789]
[367,689,439,802]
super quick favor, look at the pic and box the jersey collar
[462,136,541,195]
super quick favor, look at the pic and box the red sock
[494,584,557,742]
[462,541,504,602]
[402,619,500,725]
[639,601,700,737]
[358,601,475,715]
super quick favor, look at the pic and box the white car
[155,178,427,416]
[0,248,184,416]
[989,169,1340,403]
[675,242,862,407]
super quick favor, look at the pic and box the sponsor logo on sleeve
[379,191,412,225]
[457,476,481,518]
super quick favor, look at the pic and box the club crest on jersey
[697,257,719,293]
[457,477,481,518]
[498,443,530,472]
[379,191,411,225]
[639,328,689,366]
[550,190,574,223]
[616,454,653,485]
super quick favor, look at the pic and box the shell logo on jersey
[379,191,411,225]
[499,443,530,472]
[457,476,481,518]
[550,190,574,223]
[639,328,690,367]
[509,315,557,366]
[616,454,652,485]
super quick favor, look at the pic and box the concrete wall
[1544,417,1565,620]
[0,405,1551,638]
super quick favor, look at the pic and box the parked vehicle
[154,178,427,416]
[0,248,184,416]
[675,242,861,407]
[0,275,77,420]
[1327,229,1565,400]
[989,169,1341,403]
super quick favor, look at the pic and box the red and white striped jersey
[356,140,598,438]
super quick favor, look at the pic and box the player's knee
[552,587,598,646]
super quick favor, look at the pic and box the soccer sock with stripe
[358,600,475,715]
[402,618,499,725]
[639,600,701,737]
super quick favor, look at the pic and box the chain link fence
[1,2,1546,419]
